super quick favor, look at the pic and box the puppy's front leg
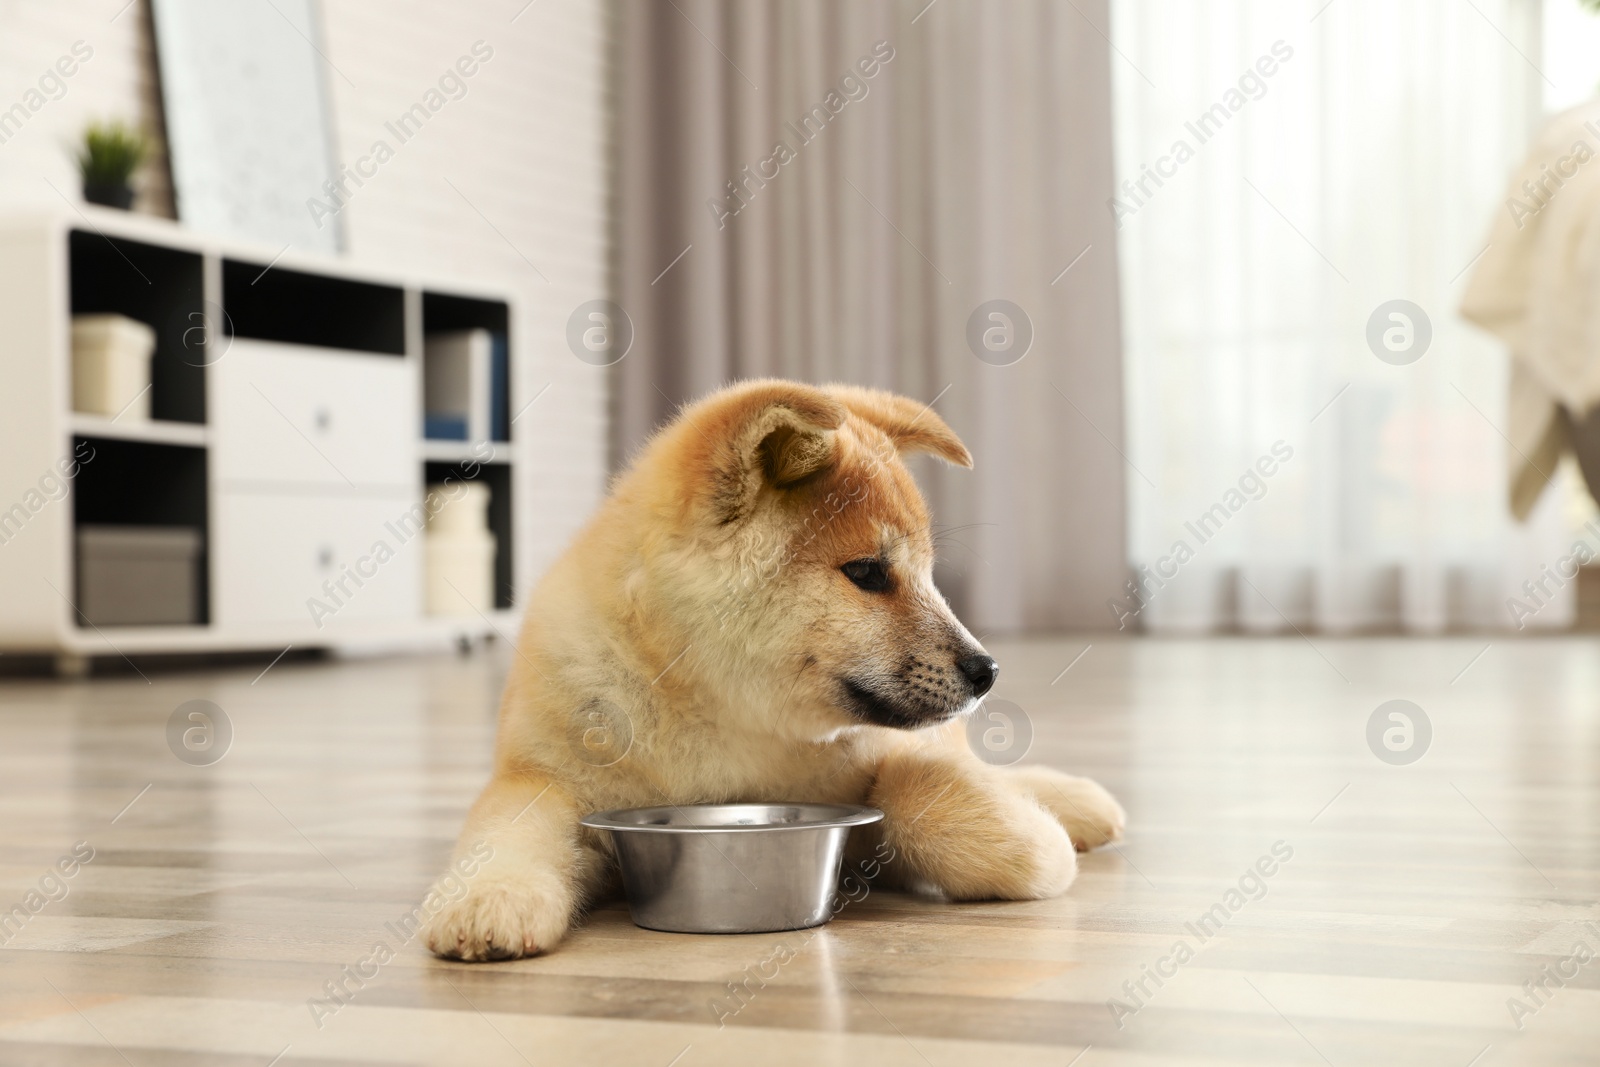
[869,749,1077,901]
[423,772,601,961]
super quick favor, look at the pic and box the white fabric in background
[1110,0,1573,633]
[1463,100,1600,520]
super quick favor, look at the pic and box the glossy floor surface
[1,635,1596,1065]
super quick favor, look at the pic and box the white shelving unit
[67,413,212,449]
[0,207,531,668]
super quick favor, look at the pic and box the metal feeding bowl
[580,803,884,934]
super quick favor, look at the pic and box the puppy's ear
[692,380,846,521]
[825,384,974,468]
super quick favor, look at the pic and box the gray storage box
[76,526,202,626]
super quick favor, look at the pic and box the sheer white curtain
[1111,0,1575,633]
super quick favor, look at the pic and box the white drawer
[214,491,423,627]
[214,339,416,489]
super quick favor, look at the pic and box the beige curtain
[613,0,1126,633]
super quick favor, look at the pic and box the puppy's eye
[841,558,890,592]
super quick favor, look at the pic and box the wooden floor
[1,635,1597,1065]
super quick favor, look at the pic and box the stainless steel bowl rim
[580,802,884,834]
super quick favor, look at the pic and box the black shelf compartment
[72,436,209,626]
[422,292,511,441]
[424,458,512,610]
[69,230,207,424]
[223,259,405,355]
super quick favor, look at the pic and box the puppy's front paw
[1013,769,1125,852]
[1053,776,1126,852]
[423,880,567,962]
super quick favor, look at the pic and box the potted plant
[76,121,148,210]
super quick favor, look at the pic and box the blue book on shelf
[424,413,468,440]
[491,332,509,441]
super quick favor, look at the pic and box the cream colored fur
[424,379,1124,960]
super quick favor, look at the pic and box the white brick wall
[0,1,172,214]
[0,0,612,596]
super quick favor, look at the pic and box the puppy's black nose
[957,654,999,697]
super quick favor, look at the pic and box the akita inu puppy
[425,379,1124,960]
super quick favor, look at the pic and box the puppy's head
[637,379,995,736]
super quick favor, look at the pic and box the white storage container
[425,481,491,537]
[424,529,496,616]
[424,481,496,616]
[71,314,155,420]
